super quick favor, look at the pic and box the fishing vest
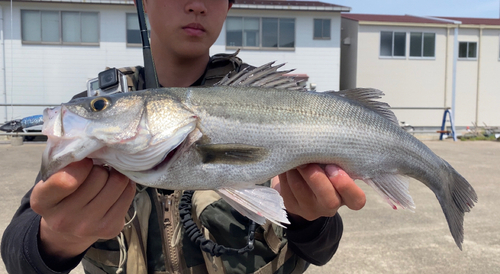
[80,52,308,274]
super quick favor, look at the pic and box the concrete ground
[0,140,498,274]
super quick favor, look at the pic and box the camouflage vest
[80,52,307,274]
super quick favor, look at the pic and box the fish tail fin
[436,161,477,250]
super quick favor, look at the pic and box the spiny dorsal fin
[215,62,306,91]
[334,88,399,125]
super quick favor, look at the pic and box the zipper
[157,191,182,274]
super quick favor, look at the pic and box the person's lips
[182,23,206,36]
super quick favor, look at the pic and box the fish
[40,62,477,250]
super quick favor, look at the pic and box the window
[226,17,295,49]
[313,19,331,40]
[126,13,150,46]
[226,17,259,47]
[459,42,477,59]
[380,31,406,57]
[21,10,99,45]
[410,32,435,57]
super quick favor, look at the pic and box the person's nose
[185,1,207,15]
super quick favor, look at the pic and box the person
[1,0,366,273]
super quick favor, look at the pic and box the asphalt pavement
[0,140,498,274]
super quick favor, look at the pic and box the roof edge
[0,0,134,5]
[233,3,351,12]
[407,14,462,25]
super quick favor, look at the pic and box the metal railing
[1,103,58,107]
[390,107,456,141]
[390,107,450,110]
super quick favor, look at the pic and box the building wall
[454,28,480,127]
[211,9,342,92]
[1,2,144,122]
[1,3,343,123]
[354,24,449,126]
[474,29,500,127]
[450,27,500,127]
[342,19,500,128]
[339,18,358,90]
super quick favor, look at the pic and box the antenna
[135,0,159,89]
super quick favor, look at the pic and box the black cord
[179,190,256,257]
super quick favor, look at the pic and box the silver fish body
[41,64,477,249]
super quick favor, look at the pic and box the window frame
[409,32,436,59]
[21,9,99,46]
[379,31,406,59]
[313,18,331,40]
[458,41,478,60]
[126,13,150,47]
[225,16,295,51]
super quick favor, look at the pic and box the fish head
[40,91,197,181]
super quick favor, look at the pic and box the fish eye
[90,97,109,112]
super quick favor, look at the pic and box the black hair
[229,0,235,3]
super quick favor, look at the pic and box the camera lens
[98,68,119,90]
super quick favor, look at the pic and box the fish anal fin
[334,88,399,125]
[363,174,415,211]
[216,186,290,226]
[196,143,268,164]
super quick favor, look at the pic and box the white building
[0,0,349,123]
[341,14,500,128]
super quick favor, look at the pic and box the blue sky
[323,0,500,18]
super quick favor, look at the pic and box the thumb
[325,165,366,210]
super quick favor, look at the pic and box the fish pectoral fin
[196,143,268,164]
[363,174,415,211]
[216,186,290,226]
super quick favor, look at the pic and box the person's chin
[175,42,211,58]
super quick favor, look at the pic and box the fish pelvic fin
[333,88,399,125]
[216,186,290,226]
[364,174,416,211]
[196,143,268,165]
[436,161,477,250]
[214,62,306,91]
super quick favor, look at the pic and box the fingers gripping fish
[40,62,477,250]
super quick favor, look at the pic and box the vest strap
[179,190,256,257]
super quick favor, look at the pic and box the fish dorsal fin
[215,62,306,91]
[334,88,399,125]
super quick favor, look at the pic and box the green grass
[459,134,498,141]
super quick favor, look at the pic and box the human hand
[272,164,366,224]
[31,158,136,261]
